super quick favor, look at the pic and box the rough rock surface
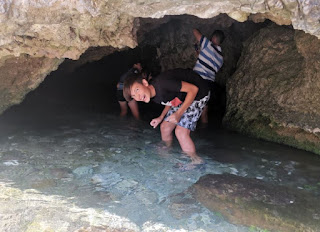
[192,173,320,232]
[224,24,320,154]
[138,14,236,76]
[138,14,268,85]
[0,55,63,114]
[0,0,319,60]
[0,0,320,154]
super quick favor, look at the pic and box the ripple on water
[0,114,319,231]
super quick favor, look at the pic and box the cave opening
[0,14,271,131]
[1,13,320,232]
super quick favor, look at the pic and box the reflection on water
[0,111,319,232]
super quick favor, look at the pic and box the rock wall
[192,174,320,232]
[0,55,63,114]
[138,14,268,86]
[0,0,320,154]
[1,0,319,60]
[137,14,237,76]
[224,24,320,154]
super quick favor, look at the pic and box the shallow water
[0,108,319,232]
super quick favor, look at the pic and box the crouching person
[123,68,210,165]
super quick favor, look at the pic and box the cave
[0,14,270,129]
[0,1,320,231]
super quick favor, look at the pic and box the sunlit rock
[192,173,320,232]
[224,24,320,154]
[0,0,318,61]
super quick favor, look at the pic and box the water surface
[0,108,319,232]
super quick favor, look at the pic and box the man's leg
[175,125,204,168]
[118,101,128,117]
[200,105,209,124]
[128,100,140,120]
[160,121,176,147]
[174,126,195,153]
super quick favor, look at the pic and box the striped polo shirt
[193,36,223,82]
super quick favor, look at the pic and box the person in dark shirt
[116,63,142,119]
[123,68,210,166]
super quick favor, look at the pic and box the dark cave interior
[0,47,163,131]
[0,14,273,131]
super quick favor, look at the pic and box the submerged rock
[76,226,136,232]
[192,173,320,232]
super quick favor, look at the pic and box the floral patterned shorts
[164,92,210,131]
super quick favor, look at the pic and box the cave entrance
[0,14,270,129]
[0,14,320,232]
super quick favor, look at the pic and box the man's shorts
[164,93,210,131]
[116,89,126,102]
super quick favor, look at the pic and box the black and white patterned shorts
[164,92,210,131]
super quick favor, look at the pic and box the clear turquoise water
[0,109,319,232]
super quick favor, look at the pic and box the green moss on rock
[223,113,320,155]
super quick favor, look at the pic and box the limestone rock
[0,0,319,61]
[192,173,320,232]
[138,14,236,73]
[76,226,136,232]
[224,24,320,154]
[0,55,63,114]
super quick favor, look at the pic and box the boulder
[192,174,320,232]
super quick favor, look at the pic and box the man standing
[193,28,225,125]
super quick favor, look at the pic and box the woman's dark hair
[123,73,144,101]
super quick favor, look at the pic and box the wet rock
[31,179,57,190]
[224,24,320,154]
[168,191,202,219]
[50,167,73,179]
[73,166,93,177]
[76,226,136,232]
[192,173,320,232]
[115,179,138,192]
[134,186,159,206]
[0,55,63,114]
[93,191,116,203]
[91,173,122,187]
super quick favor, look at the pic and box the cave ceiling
[0,0,319,61]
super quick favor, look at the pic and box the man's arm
[167,81,198,124]
[177,81,198,116]
[150,105,171,128]
[160,105,171,119]
[193,29,202,42]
